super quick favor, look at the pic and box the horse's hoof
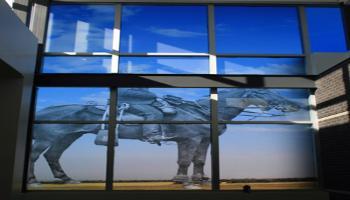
[27,178,40,185]
[27,182,41,187]
[172,175,189,183]
[183,183,202,190]
[64,179,81,184]
[191,174,209,183]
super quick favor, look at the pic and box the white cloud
[45,57,111,73]
[222,60,302,75]
[122,6,142,18]
[80,91,109,106]
[148,26,206,38]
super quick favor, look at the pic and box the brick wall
[315,62,350,195]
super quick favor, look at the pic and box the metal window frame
[24,1,339,193]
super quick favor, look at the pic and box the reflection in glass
[35,87,110,121]
[217,58,305,75]
[220,124,317,190]
[120,6,208,53]
[117,88,210,122]
[306,7,347,52]
[42,56,112,73]
[119,57,209,74]
[113,124,211,190]
[45,4,115,52]
[215,6,302,54]
[27,124,106,190]
[218,89,310,121]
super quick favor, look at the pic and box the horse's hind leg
[173,137,201,183]
[27,140,51,184]
[43,134,81,183]
[191,137,210,183]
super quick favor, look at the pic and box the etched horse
[27,89,302,185]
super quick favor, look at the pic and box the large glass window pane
[42,56,112,73]
[217,58,305,75]
[119,57,209,74]
[306,7,347,52]
[215,6,303,54]
[113,124,211,190]
[35,88,110,121]
[45,4,115,52]
[220,124,317,190]
[120,6,208,53]
[218,89,310,121]
[117,88,210,122]
[27,123,106,190]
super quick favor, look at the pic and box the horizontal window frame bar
[34,121,109,124]
[216,54,305,58]
[119,53,210,57]
[32,121,312,125]
[35,74,317,88]
[51,0,343,6]
[219,121,313,124]
[44,52,211,57]
[116,121,210,124]
[33,121,211,124]
[43,52,307,58]
[45,52,115,56]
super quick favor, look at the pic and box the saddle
[162,95,210,117]
[162,95,200,107]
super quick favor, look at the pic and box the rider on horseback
[118,88,176,145]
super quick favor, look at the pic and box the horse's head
[240,89,301,112]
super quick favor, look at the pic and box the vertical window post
[208,5,217,75]
[106,87,117,190]
[210,88,220,190]
[111,4,122,73]
[298,6,313,74]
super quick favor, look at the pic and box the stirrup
[144,135,173,144]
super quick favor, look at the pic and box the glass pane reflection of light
[119,57,209,74]
[42,56,112,73]
[120,5,208,53]
[217,58,305,75]
[45,5,115,52]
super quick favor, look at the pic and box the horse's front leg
[43,134,82,183]
[173,137,201,183]
[27,140,51,184]
[191,137,210,183]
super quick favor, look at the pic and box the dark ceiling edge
[317,56,350,79]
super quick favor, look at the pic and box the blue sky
[46,4,114,52]
[45,5,348,55]
[120,5,208,53]
[306,7,347,52]
[217,58,305,75]
[42,56,112,73]
[119,57,209,74]
[215,6,303,54]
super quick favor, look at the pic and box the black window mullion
[106,87,117,191]
[298,6,313,75]
[210,87,220,190]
